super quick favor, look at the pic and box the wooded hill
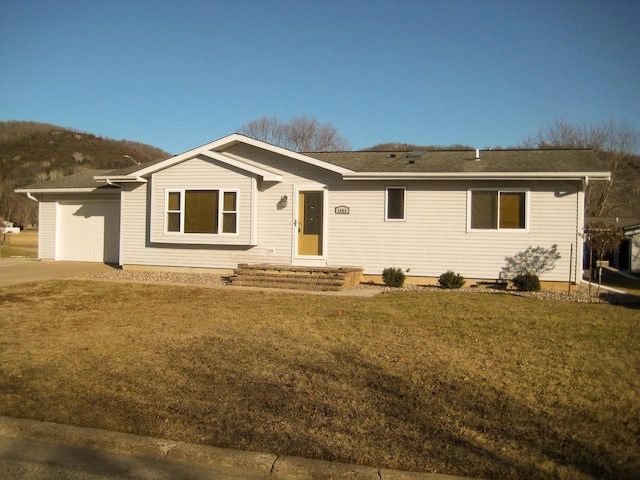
[0,121,171,228]
[0,121,170,187]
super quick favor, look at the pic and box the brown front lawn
[0,280,638,479]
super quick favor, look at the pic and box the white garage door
[59,201,120,263]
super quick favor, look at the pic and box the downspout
[26,192,38,202]
[577,176,588,284]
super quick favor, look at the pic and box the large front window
[470,190,526,230]
[166,189,238,234]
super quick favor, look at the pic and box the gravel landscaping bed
[90,269,229,286]
[355,282,638,303]
[90,269,639,304]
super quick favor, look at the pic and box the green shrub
[438,270,466,289]
[512,273,541,292]
[382,267,406,287]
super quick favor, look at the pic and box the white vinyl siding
[328,180,581,282]
[149,156,252,245]
[118,183,148,267]
[37,199,57,260]
[119,146,336,270]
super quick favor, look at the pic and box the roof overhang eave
[93,175,147,184]
[341,171,612,181]
[15,187,116,194]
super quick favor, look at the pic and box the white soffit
[341,171,612,181]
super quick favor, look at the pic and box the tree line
[521,119,639,218]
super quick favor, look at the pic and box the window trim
[385,186,406,221]
[467,188,529,232]
[164,188,239,235]
[166,191,182,233]
[220,191,239,234]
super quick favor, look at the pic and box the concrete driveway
[0,258,116,288]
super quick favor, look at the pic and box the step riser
[232,281,343,291]
[230,264,363,291]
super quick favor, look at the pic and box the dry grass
[0,230,37,258]
[0,280,638,479]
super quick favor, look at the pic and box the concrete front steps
[230,264,364,291]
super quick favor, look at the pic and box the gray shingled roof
[17,148,608,192]
[306,149,608,173]
[16,169,116,191]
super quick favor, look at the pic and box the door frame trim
[292,185,328,265]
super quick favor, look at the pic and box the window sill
[467,228,529,233]
[151,232,252,246]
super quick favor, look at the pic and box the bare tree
[240,115,350,152]
[0,180,20,224]
[48,170,64,182]
[72,151,86,164]
[585,221,625,294]
[33,172,49,184]
[522,119,639,216]
[14,196,37,228]
[239,116,286,147]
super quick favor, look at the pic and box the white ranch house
[16,133,610,286]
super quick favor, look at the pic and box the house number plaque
[335,206,350,214]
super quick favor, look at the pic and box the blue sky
[1,0,639,154]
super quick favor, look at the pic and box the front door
[297,190,323,256]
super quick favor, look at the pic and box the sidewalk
[0,416,476,480]
[0,258,379,297]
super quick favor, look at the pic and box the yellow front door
[297,191,323,256]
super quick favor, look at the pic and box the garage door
[59,201,120,263]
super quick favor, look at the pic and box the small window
[166,189,238,235]
[167,191,181,232]
[499,192,526,229]
[471,191,497,229]
[470,190,526,230]
[221,191,237,234]
[386,187,405,221]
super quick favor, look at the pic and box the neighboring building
[586,217,640,273]
[1,221,21,234]
[16,134,610,284]
[623,224,640,272]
